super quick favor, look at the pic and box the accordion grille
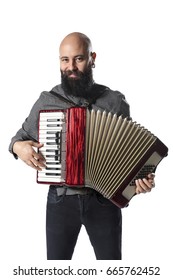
[85,110,156,199]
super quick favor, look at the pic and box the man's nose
[68,59,78,71]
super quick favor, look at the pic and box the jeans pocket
[47,187,64,204]
[95,192,113,207]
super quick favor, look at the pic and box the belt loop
[61,188,67,202]
[62,188,67,200]
[63,187,67,196]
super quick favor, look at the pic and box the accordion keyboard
[37,111,66,183]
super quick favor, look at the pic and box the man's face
[60,41,91,77]
[59,41,94,97]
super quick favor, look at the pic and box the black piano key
[46,132,61,140]
[46,149,60,152]
[46,167,61,170]
[47,124,61,127]
[46,136,57,139]
[45,173,60,176]
[46,131,57,134]
[45,150,60,155]
[47,119,62,122]
[46,162,60,165]
[46,155,55,158]
[46,154,60,158]
[46,140,61,145]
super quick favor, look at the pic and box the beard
[61,67,94,98]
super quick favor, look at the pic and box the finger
[32,142,44,148]
[142,178,153,188]
[135,179,152,193]
[150,180,155,188]
[135,179,146,194]
[31,156,46,169]
[147,173,155,180]
[143,177,155,189]
[147,177,155,186]
[32,151,46,164]
[25,160,43,171]
[135,185,146,194]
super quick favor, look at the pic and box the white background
[0,0,172,278]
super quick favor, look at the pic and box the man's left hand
[135,173,155,194]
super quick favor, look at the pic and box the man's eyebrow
[60,56,68,59]
[74,54,85,57]
[60,55,85,59]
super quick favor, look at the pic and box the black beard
[61,68,94,98]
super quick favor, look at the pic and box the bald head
[59,32,92,55]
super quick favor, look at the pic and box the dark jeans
[46,187,122,260]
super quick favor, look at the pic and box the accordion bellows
[37,108,168,208]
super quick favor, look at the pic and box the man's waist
[50,185,95,196]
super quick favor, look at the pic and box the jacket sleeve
[118,92,131,118]
[8,93,45,158]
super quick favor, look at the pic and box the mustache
[63,70,84,78]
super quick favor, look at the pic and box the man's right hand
[13,140,46,171]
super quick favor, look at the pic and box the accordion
[37,107,168,208]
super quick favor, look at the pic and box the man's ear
[90,52,96,68]
[91,52,96,61]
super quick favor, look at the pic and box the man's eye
[76,57,83,62]
[61,58,69,63]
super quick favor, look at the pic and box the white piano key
[45,164,62,168]
[39,125,63,130]
[44,157,61,161]
[38,173,63,178]
[37,176,65,183]
[39,139,61,144]
[45,157,62,161]
[39,145,61,151]
[40,116,64,120]
[39,169,61,174]
[40,112,65,118]
[40,152,59,157]
[40,149,60,154]
[39,135,60,139]
[39,121,64,126]
[39,130,62,135]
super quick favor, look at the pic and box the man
[9,32,155,260]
